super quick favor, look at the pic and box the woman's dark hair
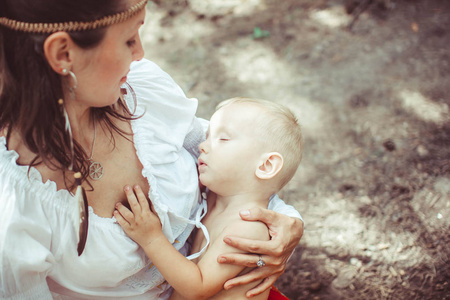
[0,0,137,189]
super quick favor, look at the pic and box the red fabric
[268,285,290,300]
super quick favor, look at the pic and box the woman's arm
[218,208,304,297]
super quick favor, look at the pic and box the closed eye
[127,39,136,47]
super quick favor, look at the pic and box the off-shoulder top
[0,59,302,300]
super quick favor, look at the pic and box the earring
[58,98,74,171]
[60,68,78,93]
[68,70,78,92]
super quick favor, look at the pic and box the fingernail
[224,237,231,244]
[218,257,227,263]
[124,185,131,191]
[225,284,233,290]
[240,210,250,216]
[134,185,140,190]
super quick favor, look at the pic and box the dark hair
[0,0,135,188]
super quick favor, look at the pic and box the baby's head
[198,97,303,196]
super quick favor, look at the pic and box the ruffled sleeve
[0,139,55,299]
[123,60,202,243]
[124,59,199,164]
[269,194,304,222]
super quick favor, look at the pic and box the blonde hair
[217,97,303,189]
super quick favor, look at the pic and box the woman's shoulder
[123,59,199,161]
[127,59,192,101]
[129,59,169,79]
[125,58,197,118]
[0,137,73,215]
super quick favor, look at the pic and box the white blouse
[0,59,302,300]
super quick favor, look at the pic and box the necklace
[88,120,104,180]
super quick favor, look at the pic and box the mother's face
[70,7,145,108]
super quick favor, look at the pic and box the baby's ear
[255,152,283,180]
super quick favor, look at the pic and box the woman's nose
[133,36,145,61]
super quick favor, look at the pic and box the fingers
[233,210,303,256]
[124,185,141,214]
[218,252,285,270]
[223,266,281,293]
[292,217,304,243]
[245,275,278,298]
[224,265,268,289]
[149,200,156,213]
[219,253,285,297]
[133,185,150,211]
[222,236,282,257]
[239,207,277,226]
[218,253,269,267]
[114,203,133,227]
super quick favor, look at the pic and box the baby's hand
[114,185,164,247]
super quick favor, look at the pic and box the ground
[140,0,450,299]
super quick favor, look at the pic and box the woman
[0,0,303,299]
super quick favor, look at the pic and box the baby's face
[198,103,266,194]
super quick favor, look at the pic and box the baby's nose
[199,141,207,153]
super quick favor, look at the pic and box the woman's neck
[64,100,95,145]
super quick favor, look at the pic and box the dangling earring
[58,98,74,171]
[58,68,78,170]
[61,68,78,94]
[59,68,89,256]
[68,71,77,93]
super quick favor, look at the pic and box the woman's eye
[219,138,229,141]
[127,39,136,47]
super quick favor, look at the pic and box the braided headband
[0,0,148,34]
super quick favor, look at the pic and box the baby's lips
[198,157,206,166]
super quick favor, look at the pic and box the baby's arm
[171,220,269,300]
[114,185,268,300]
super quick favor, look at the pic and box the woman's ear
[255,152,284,180]
[43,32,74,74]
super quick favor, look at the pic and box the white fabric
[0,59,302,300]
[184,199,210,261]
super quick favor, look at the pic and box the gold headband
[0,0,148,34]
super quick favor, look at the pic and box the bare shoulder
[222,219,270,242]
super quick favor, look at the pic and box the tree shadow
[143,0,450,299]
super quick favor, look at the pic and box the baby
[115,97,303,299]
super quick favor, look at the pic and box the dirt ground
[139,0,450,299]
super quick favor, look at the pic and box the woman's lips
[120,70,130,84]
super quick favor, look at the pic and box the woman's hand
[114,185,164,247]
[218,208,303,298]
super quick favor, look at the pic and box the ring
[256,256,265,268]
